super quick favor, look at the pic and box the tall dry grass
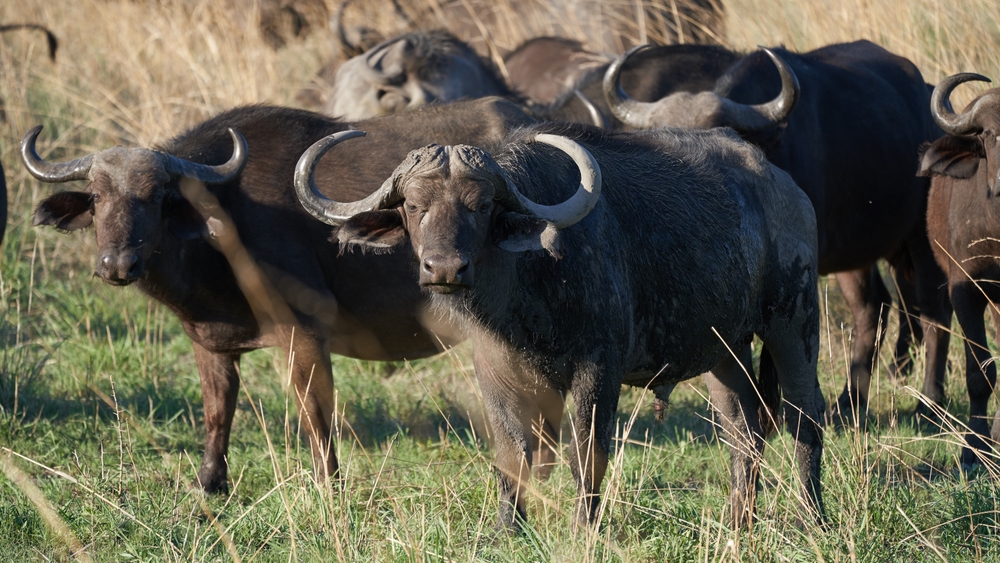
[2,0,998,148]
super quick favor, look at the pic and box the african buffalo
[606,40,951,418]
[258,0,328,49]
[321,29,516,120]
[295,122,824,530]
[504,37,739,128]
[21,98,536,494]
[919,73,1000,465]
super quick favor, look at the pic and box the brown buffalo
[920,73,1000,466]
[21,98,536,493]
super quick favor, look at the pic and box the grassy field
[2,0,1000,560]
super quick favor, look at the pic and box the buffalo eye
[405,202,420,214]
[478,201,492,214]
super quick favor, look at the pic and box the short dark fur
[30,98,536,494]
[338,121,825,530]
[638,40,952,418]
[504,39,740,129]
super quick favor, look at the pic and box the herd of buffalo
[4,1,1000,532]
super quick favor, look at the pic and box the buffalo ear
[336,210,408,251]
[918,136,984,179]
[493,212,562,259]
[163,193,208,240]
[33,191,93,231]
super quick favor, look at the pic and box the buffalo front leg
[835,265,891,416]
[704,345,764,529]
[950,283,997,467]
[280,327,339,483]
[193,342,241,494]
[907,234,953,413]
[888,269,923,381]
[475,348,565,531]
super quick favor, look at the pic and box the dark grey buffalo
[321,29,514,120]
[919,73,1000,465]
[258,0,329,49]
[295,122,824,530]
[21,98,536,494]
[606,40,951,418]
[504,38,739,128]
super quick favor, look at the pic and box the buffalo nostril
[125,255,141,277]
[422,256,438,274]
[100,255,114,268]
[455,258,469,275]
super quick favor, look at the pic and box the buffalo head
[21,126,247,285]
[295,131,600,293]
[324,30,510,120]
[603,45,799,133]
[919,73,1000,196]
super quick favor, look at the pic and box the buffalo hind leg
[193,342,241,494]
[763,313,825,524]
[703,344,764,529]
[835,265,891,417]
[951,283,998,467]
[279,326,339,483]
[567,362,622,530]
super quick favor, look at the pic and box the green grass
[0,207,999,561]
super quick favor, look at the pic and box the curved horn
[931,73,993,135]
[604,46,800,132]
[332,0,361,58]
[162,128,248,185]
[295,129,402,225]
[20,125,94,183]
[574,90,609,129]
[603,44,656,128]
[499,134,602,229]
[718,47,800,131]
[0,24,58,60]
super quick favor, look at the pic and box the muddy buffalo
[21,98,536,494]
[296,122,824,530]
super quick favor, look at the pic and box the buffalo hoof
[196,467,229,496]
[887,356,913,383]
[912,401,944,430]
[960,434,999,472]
[828,393,868,429]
